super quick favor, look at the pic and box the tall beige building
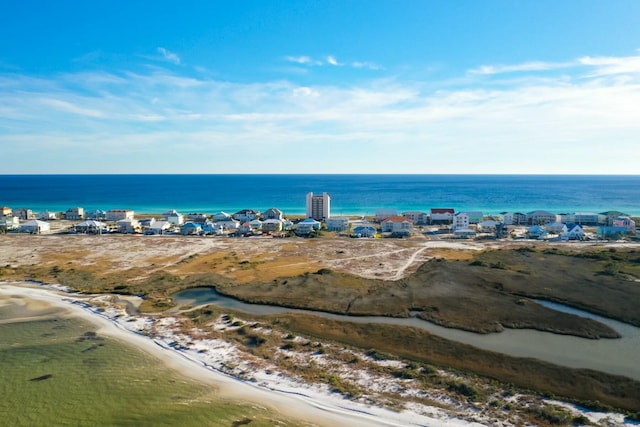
[305,192,330,221]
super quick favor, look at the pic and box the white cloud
[285,55,314,64]
[469,61,573,75]
[351,61,381,70]
[2,51,640,173]
[326,55,342,66]
[157,47,181,65]
[579,54,640,76]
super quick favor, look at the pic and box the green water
[0,307,300,427]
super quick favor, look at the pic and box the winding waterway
[173,287,640,381]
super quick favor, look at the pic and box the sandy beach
[0,282,486,427]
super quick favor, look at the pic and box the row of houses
[1,203,637,239]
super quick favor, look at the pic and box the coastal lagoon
[0,295,299,427]
[173,287,640,381]
[1,174,639,216]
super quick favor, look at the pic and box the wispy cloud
[285,54,379,70]
[157,47,181,65]
[470,53,640,77]
[2,51,640,173]
[285,55,316,65]
[578,54,640,76]
[469,61,573,75]
[326,55,342,66]
[351,61,381,70]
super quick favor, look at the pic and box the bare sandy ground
[0,283,483,427]
[0,233,504,284]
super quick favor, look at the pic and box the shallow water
[0,300,298,427]
[173,287,640,380]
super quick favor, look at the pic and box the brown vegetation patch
[272,313,640,412]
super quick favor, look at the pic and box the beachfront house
[563,225,586,241]
[212,211,232,222]
[295,218,321,236]
[452,212,470,231]
[429,208,454,225]
[249,219,263,231]
[164,210,184,225]
[262,208,284,221]
[239,222,254,235]
[38,211,58,220]
[477,220,499,233]
[600,211,630,225]
[453,228,476,239]
[186,213,208,223]
[106,209,134,221]
[559,212,600,226]
[375,209,398,222]
[381,216,414,236]
[146,220,172,235]
[262,218,284,233]
[0,216,20,231]
[499,212,528,226]
[215,218,240,230]
[19,219,50,234]
[612,216,636,233]
[233,209,260,222]
[65,207,85,220]
[181,222,202,236]
[201,220,223,235]
[526,225,547,239]
[326,217,349,232]
[402,211,428,225]
[13,208,34,220]
[117,218,141,234]
[74,220,108,234]
[0,206,12,217]
[546,222,568,235]
[86,209,107,220]
[352,225,377,238]
[526,210,557,225]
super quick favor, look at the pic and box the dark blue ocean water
[0,175,638,216]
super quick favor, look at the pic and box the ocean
[0,174,639,216]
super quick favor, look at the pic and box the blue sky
[1,1,640,174]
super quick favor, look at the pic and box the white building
[429,208,454,224]
[262,208,284,221]
[234,209,260,223]
[295,218,321,235]
[326,217,349,232]
[19,220,50,234]
[38,211,58,220]
[375,209,398,222]
[381,216,414,236]
[13,208,34,220]
[106,209,135,221]
[164,210,184,225]
[65,207,85,220]
[0,216,20,231]
[452,212,470,231]
[117,218,140,234]
[402,211,428,225]
[306,192,330,221]
[147,220,172,235]
[74,220,108,234]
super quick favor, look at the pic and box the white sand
[0,282,484,427]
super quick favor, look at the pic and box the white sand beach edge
[0,282,483,427]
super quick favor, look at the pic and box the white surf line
[0,283,482,427]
